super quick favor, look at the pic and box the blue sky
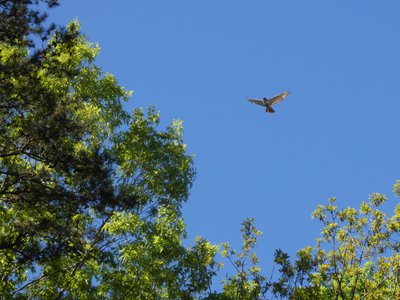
[52,0,400,279]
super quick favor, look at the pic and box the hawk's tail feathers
[266,106,275,113]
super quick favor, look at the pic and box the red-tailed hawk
[248,91,290,113]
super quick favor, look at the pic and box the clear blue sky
[52,0,400,277]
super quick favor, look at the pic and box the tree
[207,183,400,300]
[271,185,400,300]
[1,1,219,298]
[219,218,270,300]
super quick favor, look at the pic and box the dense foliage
[271,191,400,299]
[1,1,215,298]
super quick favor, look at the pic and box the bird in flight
[247,91,290,113]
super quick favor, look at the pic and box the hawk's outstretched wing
[247,98,265,107]
[269,91,290,106]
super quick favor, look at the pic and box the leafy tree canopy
[271,189,400,300]
[1,1,211,298]
[207,186,400,300]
